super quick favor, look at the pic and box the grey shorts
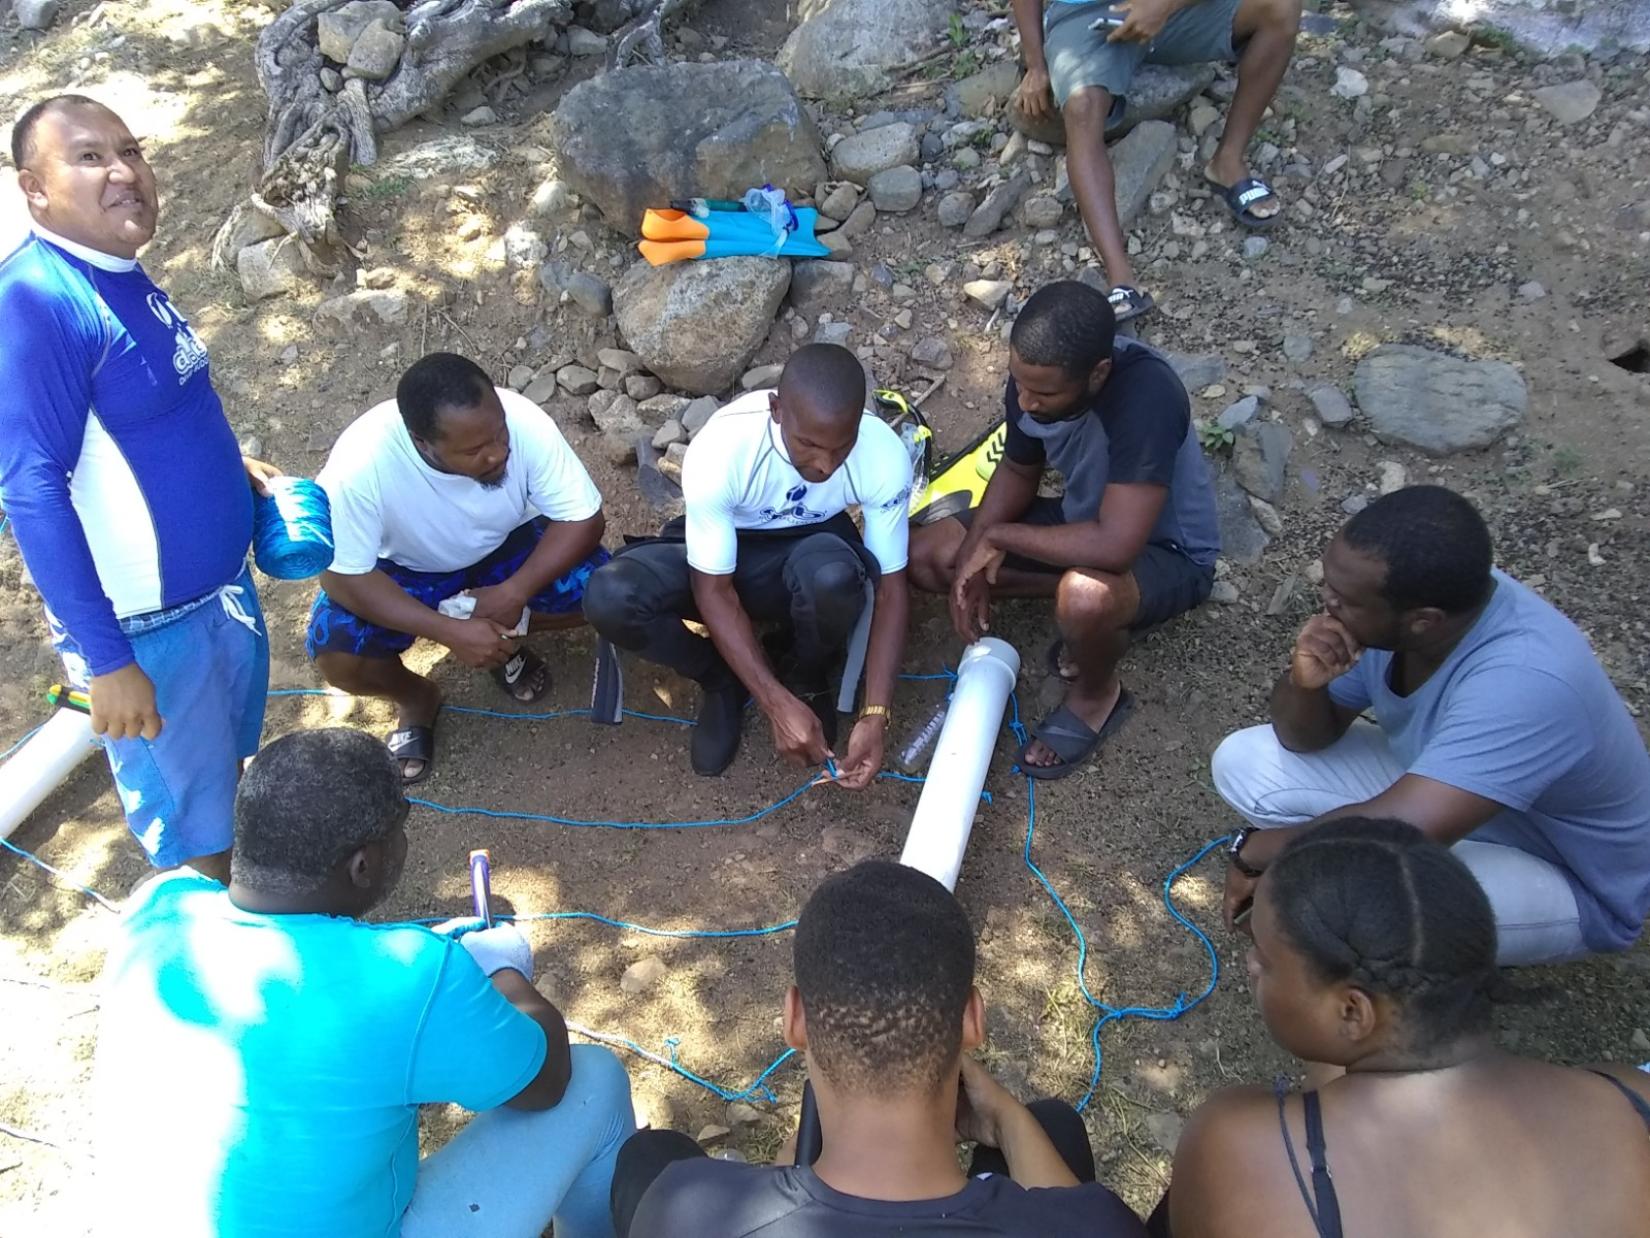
[1044,0,1243,122]
[955,498,1214,631]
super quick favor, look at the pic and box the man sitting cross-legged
[1011,0,1302,322]
[94,728,636,1238]
[1212,485,1650,966]
[308,351,609,782]
[909,281,1220,780]
[583,344,911,785]
[611,860,1147,1237]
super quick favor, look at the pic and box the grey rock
[1243,235,1270,260]
[625,374,663,401]
[1517,280,1547,300]
[1282,334,1313,363]
[964,174,1031,239]
[1425,30,1471,59]
[839,200,878,238]
[460,106,498,127]
[597,347,644,378]
[740,363,786,390]
[317,0,400,62]
[932,168,959,192]
[1232,421,1292,503]
[550,61,826,236]
[540,262,613,317]
[529,178,577,218]
[1249,496,1284,537]
[1021,195,1064,228]
[237,237,308,301]
[1009,63,1214,146]
[1215,471,1270,564]
[218,203,288,260]
[1341,494,1370,516]
[1352,345,1527,454]
[316,288,408,328]
[557,364,601,396]
[1532,80,1602,125]
[1210,579,1242,604]
[566,25,607,56]
[320,67,343,92]
[14,0,60,29]
[910,337,953,369]
[1216,395,1261,432]
[789,260,856,315]
[868,165,922,213]
[1166,352,1226,391]
[964,279,1012,311]
[1332,66,1369,99]
[615,257,791,394]
[638,394,689,422]
[779,0,953,101]
[1109,120,1178,230]
[831,123,920,185]
[592,394,643,441]
[380,135,499,179]
[1306,384,1355,427]
[813,321,852,346]
[652,419,688,450]
[502,223,547,271]
[681,395,720,437]
[345,21,404,80]
[937,191,976,228]
[523,373,561,404]
[950,61,1020,118]
[920,133,946,161]
[817,182,861,221]
[507,364,535,391]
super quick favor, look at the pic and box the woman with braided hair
[1154,818,1650,1238]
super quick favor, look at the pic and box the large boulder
[1109,120,1177,229]
[779,0,951,101]
[1352,345,1527,454]
[550,60,826,235]
[614,258,791,395]
[1008,63,1217,145]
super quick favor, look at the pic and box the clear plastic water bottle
[898,701,949,773]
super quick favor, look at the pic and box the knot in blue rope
[253,477,335,580]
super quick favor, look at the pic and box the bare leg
[526,611,587,633]
[1061,86,1136,289]
[315,651,442,780]
[1021,569,1138,769]
[184,848,232,885]
[1206,0,1302,219]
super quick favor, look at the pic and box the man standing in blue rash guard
[0,95,281,883]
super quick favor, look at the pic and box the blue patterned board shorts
[305,520,611,660]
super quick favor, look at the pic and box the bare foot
[1022,678,1123,769]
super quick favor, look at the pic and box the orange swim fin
[638,238,709,265]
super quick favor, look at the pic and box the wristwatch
[859,704,891,725]
[1228,827,1264,878]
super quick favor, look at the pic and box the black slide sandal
[492,646,552,703]
[1208,175,1282,231]
[387,725,436,785]
[1016,689,1136,781]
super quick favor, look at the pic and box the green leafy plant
[358,174,413,201]
[1552,444,1584,476]
[947,11,968,47]
[1198,419,1236,454]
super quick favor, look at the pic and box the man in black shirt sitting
[611,861,1146,1237]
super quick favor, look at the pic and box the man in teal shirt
[94,728,635,1236]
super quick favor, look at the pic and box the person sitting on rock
[611,860,1148,1238]
[308,351,609,783]
[1212,485,1650,966]
[1155,818,1650,1238]
[582,343,911,785]
[1010,0,1303,321]
[908,280,1220,780]
[94,727,637,1238]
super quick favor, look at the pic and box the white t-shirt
[318,387,602,575]
[681,390,912,577]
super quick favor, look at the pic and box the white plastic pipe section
[0,709,101,842]
[899,637,1021,892]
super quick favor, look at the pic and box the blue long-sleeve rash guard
[0,229,252,676]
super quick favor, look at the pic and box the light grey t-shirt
[1328,570,1650,950]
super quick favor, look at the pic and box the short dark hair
[1009,280,1117,376]
[10,94,105,170]
[232,729,408,894]
[1268,818,1497,1050]
[793,860,975,1095]
[1341,485,1493,614]
[396,352,494,441]
[777,342,866,418]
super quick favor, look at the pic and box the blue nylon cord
[0,671,1226,1107]
[251,477,334,581]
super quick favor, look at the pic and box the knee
[906,530,955,594]
[788,541,867,625]
[1054,570,1131,633]
[1210,725,1279,807]
[314,650,370,691]
[1248,0,1303,35]
[582,559,650,640]
[1062,86,1111,133]
[569,1044,635,1121]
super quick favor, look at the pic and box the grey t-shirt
[1328,570,1650,950]
[1003,338,1220,567]
[630,1160,1147,1237]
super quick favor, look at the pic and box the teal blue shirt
[94,873,546,1236]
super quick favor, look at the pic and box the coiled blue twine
[253,477,335,581]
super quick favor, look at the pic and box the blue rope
[252,478,334,581]
[0,670,1227,1107]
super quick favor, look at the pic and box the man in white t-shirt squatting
[308,352,608,783]
[583,344,913,784]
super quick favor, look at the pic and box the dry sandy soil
[1,0,1648,1232]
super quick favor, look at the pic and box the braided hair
[1268,819,1498,1050]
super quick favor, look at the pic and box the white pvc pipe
[899,637,1021,891]
[0,709,101,842]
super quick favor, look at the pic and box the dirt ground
[1,0,1648,1232]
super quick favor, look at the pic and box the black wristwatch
[1228,827,1265,878]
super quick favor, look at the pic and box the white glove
[445,921,534,979]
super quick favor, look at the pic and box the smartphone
[1089,7,1126,30]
